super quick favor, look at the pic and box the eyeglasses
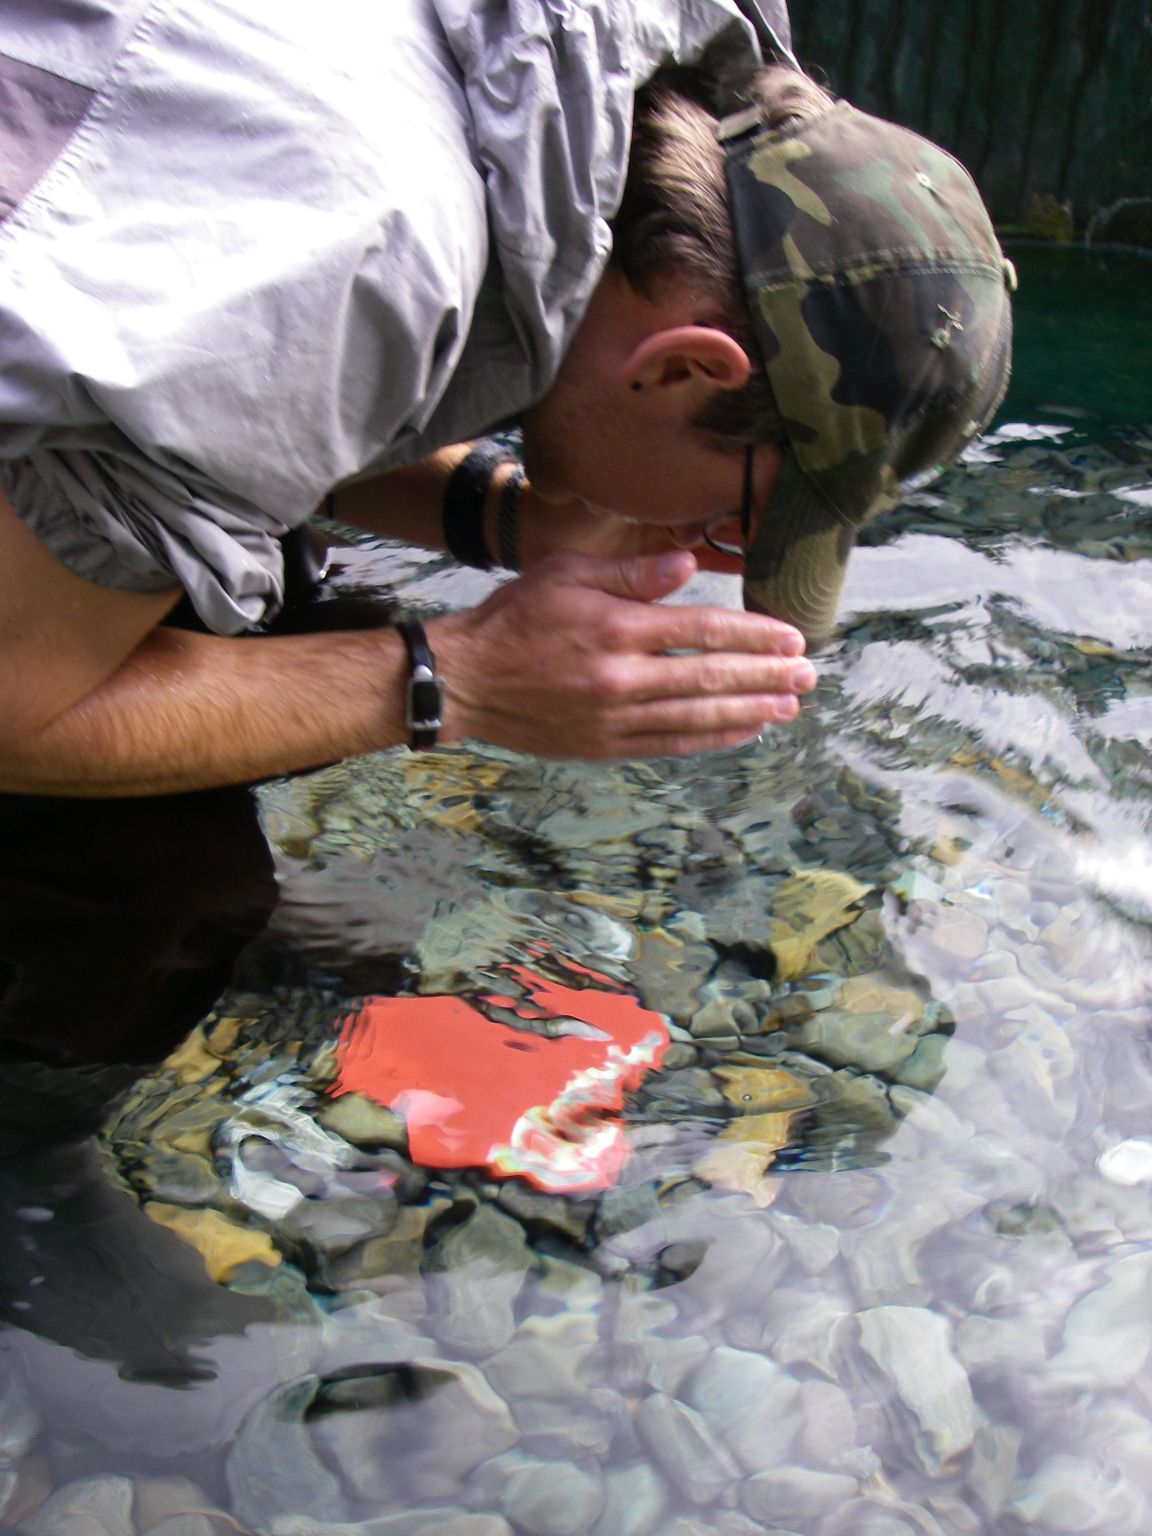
[703,444,754,558]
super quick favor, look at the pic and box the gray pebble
[740,1467,859,1525]
[590,1460,669,1536]
[18,1476,135,1536]
[683,1346,800,1474]
[634,1393,741,1507]
[466,1452,604,1536]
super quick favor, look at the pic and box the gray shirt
[0,0,767,632]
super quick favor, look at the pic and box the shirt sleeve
[0,436,292,634]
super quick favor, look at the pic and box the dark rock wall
[789,0,1152,236]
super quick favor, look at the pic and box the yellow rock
[716,1109,802,1151]
[714,1064,818,1113]
[144,1202,281,1282]
[567,889,647,921]
[402,751,508,832]
[768,870,872,978]
[162,1027,224,1087]
[204,1016,245,1056]
[167,1127,214,1158]
[949,748,1052,807]
[836,975,924,1029]
[694,1140,781,1208]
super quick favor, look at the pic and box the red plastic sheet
[329,959,670,1192]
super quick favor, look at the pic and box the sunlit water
[1,248,1150,1536]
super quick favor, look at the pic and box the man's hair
[610,64,834,447]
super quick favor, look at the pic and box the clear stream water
[0,246,1150,1536]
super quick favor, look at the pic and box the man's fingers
[528,550,807,659]
[578,690,807,759]
[611,650,816,703]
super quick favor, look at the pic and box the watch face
[407,676,444,731]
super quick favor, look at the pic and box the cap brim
[742,452,864,644]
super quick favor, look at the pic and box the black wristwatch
[396,619,444,750]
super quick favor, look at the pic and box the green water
[1001,243,1152,423]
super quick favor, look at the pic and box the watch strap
[396,619,444,750]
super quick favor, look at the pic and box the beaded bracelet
[497,464,526,571]
[442,440,514,568]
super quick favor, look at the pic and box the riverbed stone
[857,1305,979,1472]
[634,1394,741,1506]
[740,1467,860,1526]
[590,1460,669,1536]
[683,1346,800,1473]
[465,1451,604,1536]
[19,1475,135,1536]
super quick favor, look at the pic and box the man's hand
[432,548,815,759]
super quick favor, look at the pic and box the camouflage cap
[721,99,1014,641]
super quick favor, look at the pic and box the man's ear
[622,326,751,404]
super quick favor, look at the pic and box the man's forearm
[4,623,415,797]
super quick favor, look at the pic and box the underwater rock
[408,1519,515,1536]
[465,1451,604,1536]
[1009,1451,1147,1531]
[0,1368,39,1470]
[841,1177,977,1308]
[142,1517,227,1536]
[795,1008,919,1076]
[591,1180,664,1241]
[0,1459,51,1530]
[128,1148,223,1208]
[1097,1138,1152,1185]
[308,1358,518,1506]
[482,1310,598,1402]
[953,1314,1047,1380]
[589,1282,710,1396]
[772,1213,841,1275]
[895,1031,951,1091]
[740,1467,860,1526]
[130,1478,218,1533]
[1048,1250,1152,1388]
[633,1393,742,1507]
[226,1378,350,1532]
[424,1205,535,1359]
[142,1202,281,1283]
[691,1138,781,1207]
[682,1346,800,1474]
[767,871,873,978]
[521,1253,605,1314]
[17,1475,135,1536]
[731,1285,852,1379]
[494,1183,596,1245]
[793,1380,881,1478]
[857,1305,979,1472]
[820,1503,919,1536]
[589,1461,669,1536]
[270,1514,513,1536]
[424,1264,522,1360]
[510,1391,623,1460]
[966,1423,1025,1523]
[315,1092,408,1150]
[279,1193,401,1280]
[639,1067,725,1117]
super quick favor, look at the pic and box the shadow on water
[0,244,1150,1535]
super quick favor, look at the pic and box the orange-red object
[329,960,669,1192]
